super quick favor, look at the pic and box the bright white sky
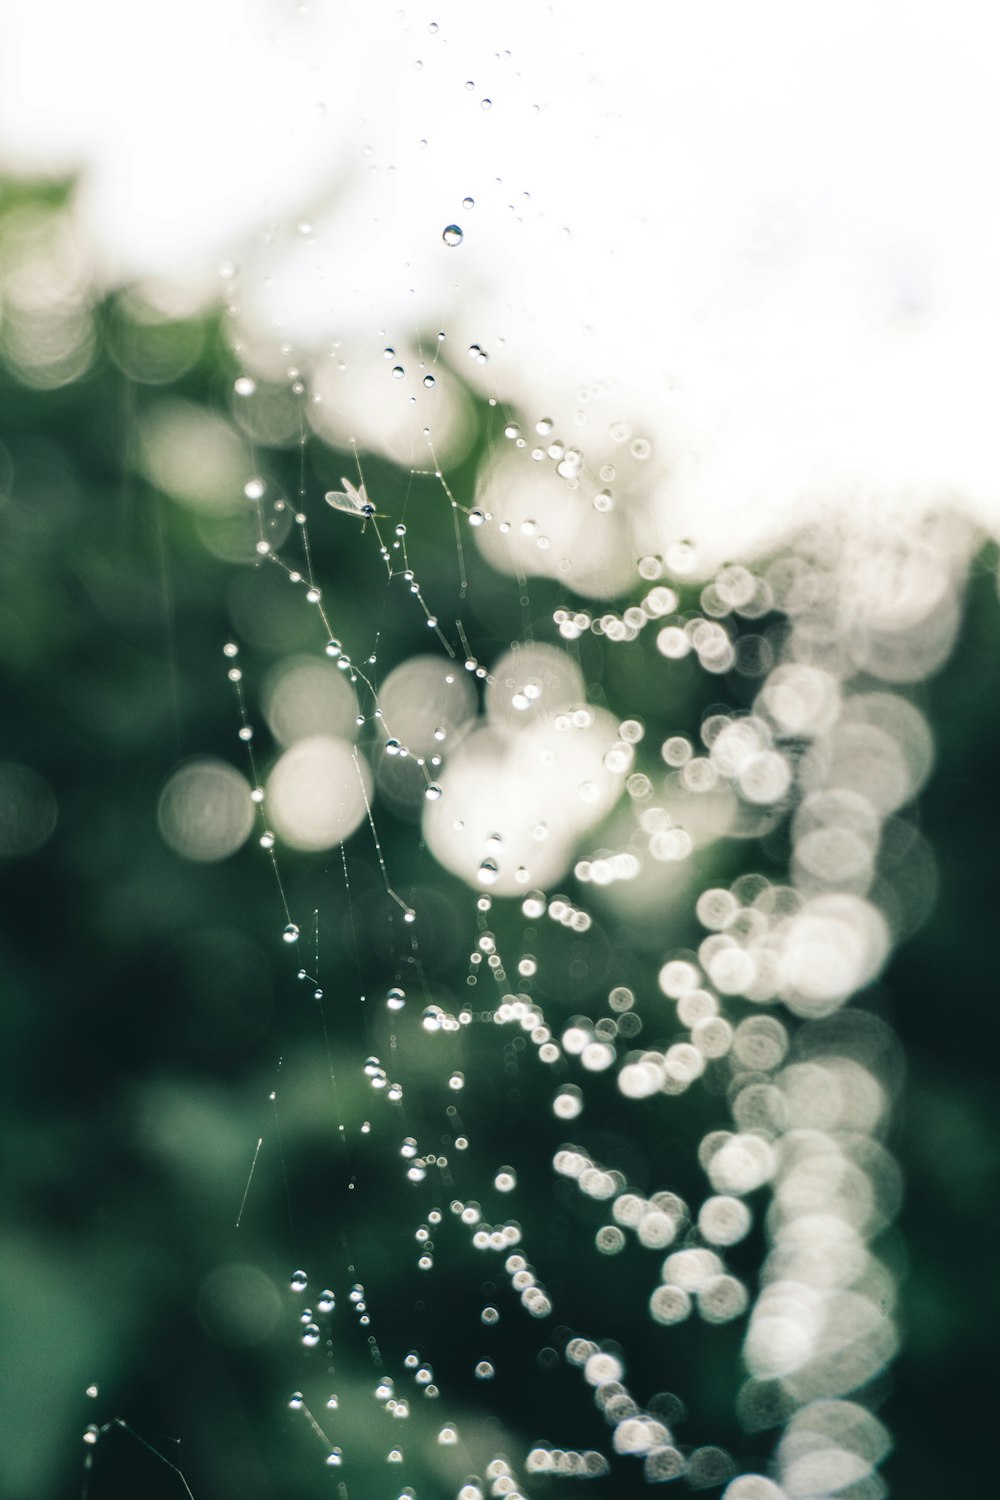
[2,0,999,562]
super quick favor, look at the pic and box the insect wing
[325,477,376,518]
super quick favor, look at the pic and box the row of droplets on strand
[221,326,605,1494]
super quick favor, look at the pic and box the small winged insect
[324,477,383,521]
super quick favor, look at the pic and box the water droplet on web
[387,986,406,1010]
[494,1168,517,1192]
[85,1384,98,1399]
[468,509,485,527]
[449,1071,465,1090]
[391,365,405,379]
[83,1426,99,1446]
[422,374,436,388]
[478,858,499,884]
[317,1289,335,1311]
[244,477,265,500]
[283,923,300,944]
[442,224,464,247]
[325,1448,343,1466]
[290,1269,308,1291]
[326,1394,339,1409]
[234,376,256,397]
[424,783,442,801]
[301,1323,321,1346]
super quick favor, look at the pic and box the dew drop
[234,376,256,397]
[290,1269,308,1291]
[442,224,464,247]
[325,638,342,658]
[424,783,443,801]
[244,477,265,500]
[283,923,301,944]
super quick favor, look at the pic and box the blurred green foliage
[0,181,997,1500]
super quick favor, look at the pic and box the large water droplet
[283,923,300,944]
[442,224,464,247]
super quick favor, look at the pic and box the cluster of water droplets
[135,260,962,1499]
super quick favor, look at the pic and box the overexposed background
[2,0,999,564]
